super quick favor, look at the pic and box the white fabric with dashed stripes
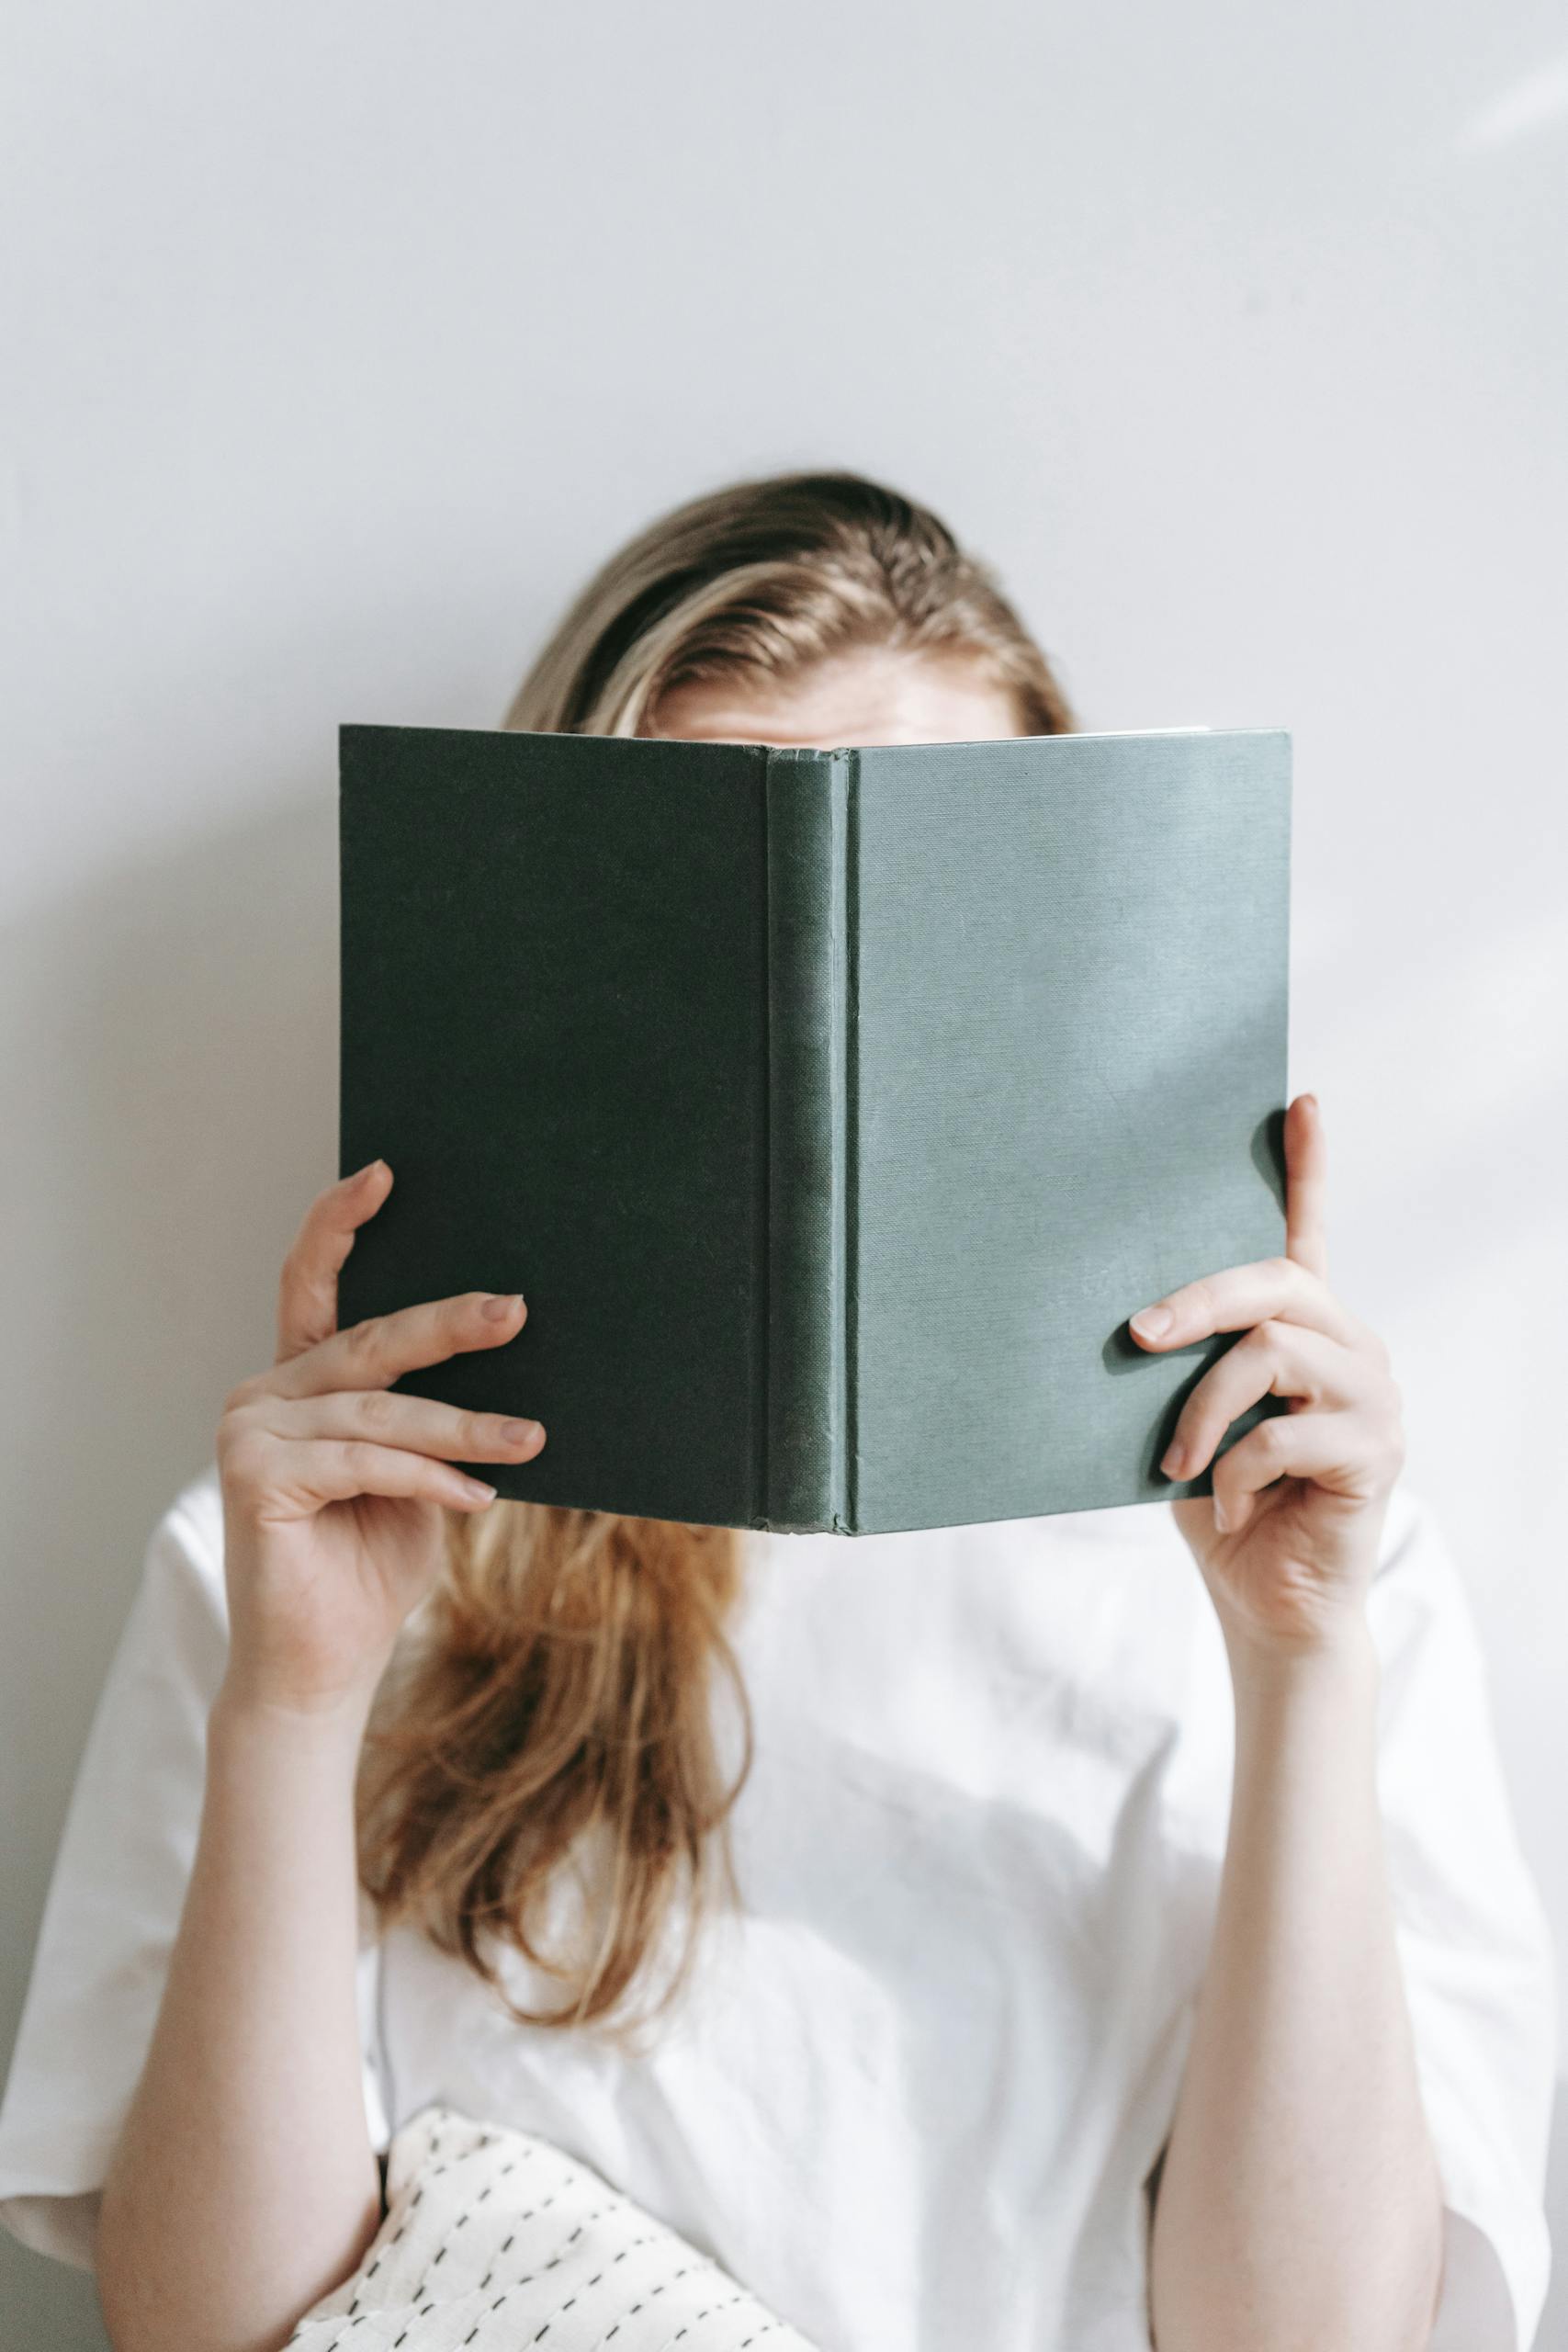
[288,2104,818,2352]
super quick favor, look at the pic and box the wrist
[210,1669,376,1760]
[1222,1609,1379,1710]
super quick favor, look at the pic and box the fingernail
[349,1159,384,1185]
[482,1293,524,1322]
[500,1419,540,1445]
[1160,1441,1186,1479]
[1131,1305,1174,1340]
[460,1476,497,1501]
[1213,1495,1231,1532]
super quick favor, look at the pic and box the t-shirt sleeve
[0,1465,392,2272]
[1364,1481,1558,2352]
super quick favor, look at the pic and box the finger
[222,1431,502,1520]
[1157,1319,1381,1483]
[1284,1092,1329,1283]
[254,1388,546,1465]
[1210,1407,1403,1535]
[1128,1253,1370,1354]
[265,1287,528,1402]
[276,1160,394,1364]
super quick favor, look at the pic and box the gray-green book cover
[337,723,1292,1534]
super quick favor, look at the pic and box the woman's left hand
[1127,1092,1406,1658]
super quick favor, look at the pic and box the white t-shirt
[0,1462,1555,2350]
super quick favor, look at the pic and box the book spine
[763,747,853,1532]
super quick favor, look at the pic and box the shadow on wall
[1539,2080,1568,2346]
[0,2227,109,2349]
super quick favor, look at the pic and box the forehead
[648,648,1023,749]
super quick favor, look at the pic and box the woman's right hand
[214,1158,546,1723]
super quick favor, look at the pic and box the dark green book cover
[337,723,1292,1533]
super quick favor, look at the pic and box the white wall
[4,3,1564,2342]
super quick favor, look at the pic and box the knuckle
[357,1387,397,1434]
[309,1176,345,1224]
[337,1438,380,1486]
[216,1395,249,1444]
[342,1315,386,1369]
[1253,1413,1290,1464]
[217,1424,269,1494]
[1256,1316,1291,1362]
[460,1408,491,1453]
[1247,1322,1290,1394]
[1185,1275,1216,1324]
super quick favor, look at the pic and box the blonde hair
[502,468,1075,740]
[354,468,1077,2039]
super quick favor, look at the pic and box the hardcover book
[337,722,1292,1533]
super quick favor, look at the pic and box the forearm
[96,1680,382,2352]
[1148,1621,1444,2352]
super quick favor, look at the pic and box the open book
[337,722,1292,1532]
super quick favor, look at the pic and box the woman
[0,471,1554,2352]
